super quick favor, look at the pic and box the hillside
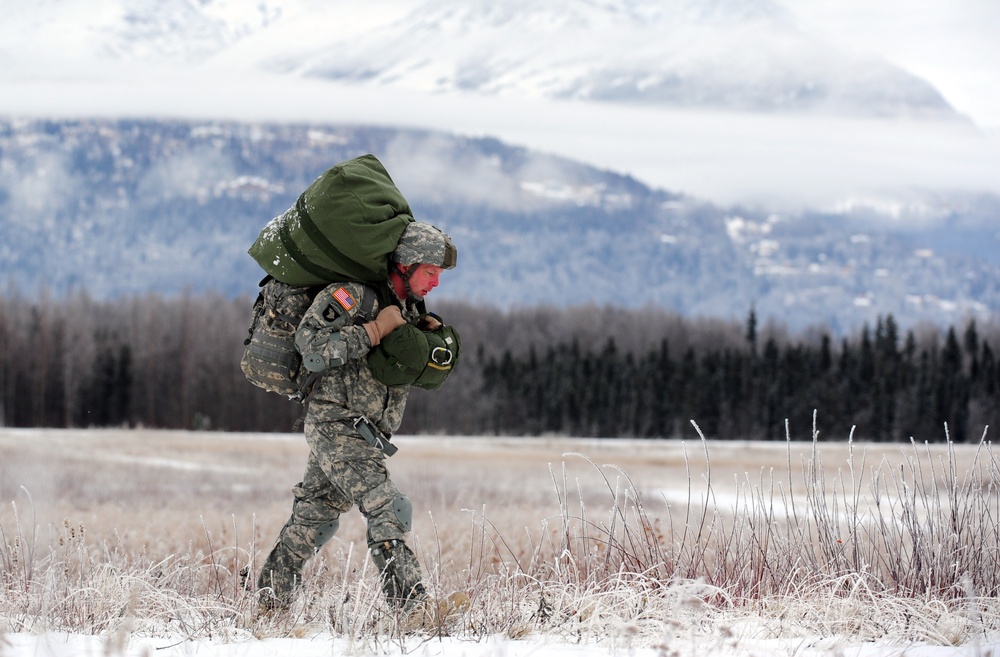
[1,117,999,333]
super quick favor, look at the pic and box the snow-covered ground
[1,430,998,657]
[5,628,1000,656]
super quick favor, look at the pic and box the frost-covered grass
[0,422,998,656]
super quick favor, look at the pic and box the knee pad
[391,494,413,532]
[361,482,413,536]
[314,518,340,549]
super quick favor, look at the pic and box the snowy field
[1,428,998,657]
[4,629,999,657]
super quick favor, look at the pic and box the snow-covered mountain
[1,0,958,119]
[270,0,956,117]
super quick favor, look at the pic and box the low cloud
[135,148,236,204]
[3,68,999,213]
[382,132,525,211]
[1,150,83,224]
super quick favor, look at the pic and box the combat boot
[370,539,426,607]
[255,542,306,615]
[255,586,291,617]
[401,591,471,633]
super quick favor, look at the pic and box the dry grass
[1,421,998,652]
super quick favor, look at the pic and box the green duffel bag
[368,323,461,390]
[249,154,413,286]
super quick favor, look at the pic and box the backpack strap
[244,275,272,344]
[355,283,379,323]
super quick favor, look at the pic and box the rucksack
[241,277,318,401]
[241,277,378,401]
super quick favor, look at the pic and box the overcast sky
[1,0,997,211]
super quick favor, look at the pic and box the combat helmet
[392,222,457,270]
[390,222,457,302]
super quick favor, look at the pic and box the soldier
[256,222,461,618]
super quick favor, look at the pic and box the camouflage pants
[257,418,424,608]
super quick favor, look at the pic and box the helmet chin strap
[393,263,423,302]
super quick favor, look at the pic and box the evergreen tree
[648,339,675,438]
[964,320,981,389]
[872,316,901,441]
[896,330,921,439]
[760,337,781,440]
[937,327,970,442]
[745,307,758,357]
[675,347,699,438]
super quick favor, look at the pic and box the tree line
[482,312,999,442]
[1,289,996,442]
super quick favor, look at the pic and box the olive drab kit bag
[248,154,414,286]
[241,154,460,401]
[367,322,461,390]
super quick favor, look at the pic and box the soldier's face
[407,264,444,298]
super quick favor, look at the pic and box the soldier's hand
[364,306,405,346]
[418,314,443,331]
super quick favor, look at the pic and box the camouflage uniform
[257,280,425,609]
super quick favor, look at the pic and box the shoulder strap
[355,285,379,323]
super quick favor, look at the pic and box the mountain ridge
[1,117,998,336]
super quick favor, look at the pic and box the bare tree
[61,290,97,427]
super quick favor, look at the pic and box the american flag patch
[332,287,356,311]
